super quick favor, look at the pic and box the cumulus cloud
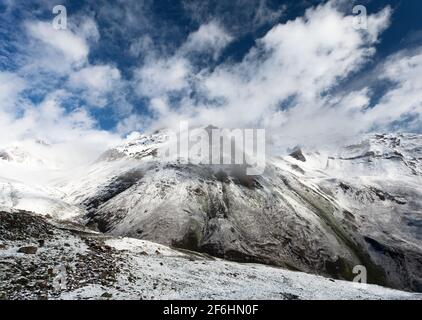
[26,20,90,68]
[1,0,421,167]
[135,57,191,98]
[139,2,398,150]
[182,0,285,37]
[364,49,422,129]
[181,21,233,59]
[68,65,122,107]
[0,89,121,165]
[133,22,232,107]
[9,15,126,123]
[0,72,26,111]
[0,14,123,166]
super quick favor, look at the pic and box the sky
[0,0,421,163]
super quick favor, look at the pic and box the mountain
[0,131,421,297]
[0,140,84,221]
[0,176,84,221]
[59,131,422,292]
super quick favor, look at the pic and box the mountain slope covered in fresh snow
[58,132,422,292]
[0,132,421,296]
[0,141,85,221]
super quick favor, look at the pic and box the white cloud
[182,0,285,37]
[0,72,26,111]
[22,16,131,111]
[0,15,123,164]
[365,49,422,127]
[182,21,233,59]
[0,17,124,166]
[144,2,394,149]
[69,65,121,91]
[26,21,89,66]
[0,15,128,165]
[116,114,150,135]
[1,0,420,167]
[135,56,191,97]
[68,65,122,107]
[78,17,100,43]
[134,22,231,100]
[129,35,154,57]
[128,3,414,151]
[0,89,121,166]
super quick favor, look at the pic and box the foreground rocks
[0,211,125,299]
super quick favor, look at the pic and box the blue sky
[0,0,421,153]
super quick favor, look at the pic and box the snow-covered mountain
[57,131,422,292]
[1,131,421,297]
[0,140,85,221]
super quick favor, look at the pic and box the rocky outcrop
[0,151,11,161]
[289,148,306,162]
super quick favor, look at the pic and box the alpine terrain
[1,131,421,299]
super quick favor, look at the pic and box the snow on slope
[0,177,84,220]
[1,132,421,295]
[0,140,84,220]
[285,133,422,178]
[58,130,422,292]
[100,237,420,300]
[1,210,420,300]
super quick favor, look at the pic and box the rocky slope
[1,210,421,300]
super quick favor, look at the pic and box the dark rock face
[83,168,145,226]
[289,149,306,162]
[364,236,422,292]
[0,151,11,161]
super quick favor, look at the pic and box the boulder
[18,246,38,254]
